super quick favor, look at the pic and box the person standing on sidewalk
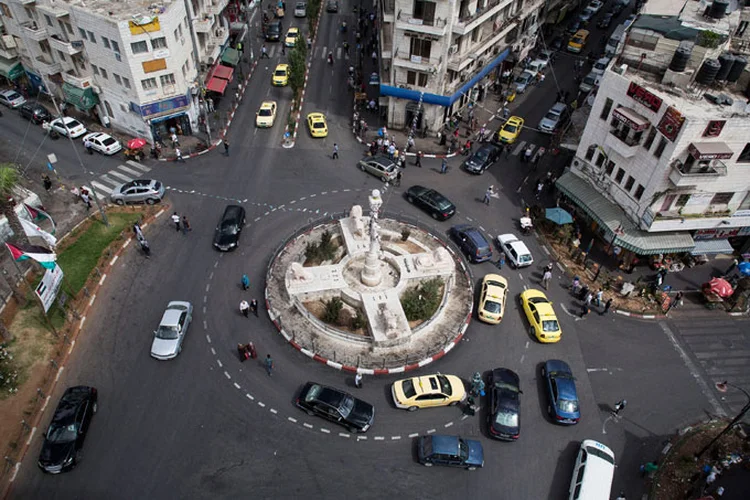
[265,354,274,376]
[223,140,230,156]
[441,158,448,174]
[542,269,552,290]
[355,373,363,388]
[595,288,603,308]
[602,298,613,315]
[332,143,339,159]
[171,212,181,231]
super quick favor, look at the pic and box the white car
[534,50,554,70]
[497,233,534,268]
[50,117,87,138]
[151,301,193,360]
[588,0,604,14]
[294,1,306,17]
[82,132,122,155]
[0,89,26,108]
[525,60,544,78]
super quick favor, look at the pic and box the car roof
[260,101,276,108]
[507,116,523,124]
[508,240,531,254]
[222,204,245,219]
[492,367,519,385]
[428,435,460,453]
[546,359,572,374]
[574,29,590,36]
[367,156,394,166]
[403,374,456,396]
[51,386,92,425]
[483,273,508,291]
[306,383,346,406]
[522,288,548,301]
[497,233,519,244]
[288,27,299,32]
[550,102,567,113]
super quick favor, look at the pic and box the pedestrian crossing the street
[88,160,151,200]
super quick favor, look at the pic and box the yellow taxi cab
[306,112,328,137]
[284,27,300,47]
[272,64,289,86]
[478,273,508,324]
[391,374,466,411]
[567,29,589,53]
[255,101,277,127]
[520,289,561,343]
[497,116,524,144]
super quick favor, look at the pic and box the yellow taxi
[519,289,561,343]
[255,101,277,128]
[391,374,466,411]
[306,112,328,138]
[478,273,508,324]
[284,27,300,47]
[497,116,524,144]
[567,29,589,53]
[272,64,289,86]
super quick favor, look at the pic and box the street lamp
[696,381,750,459]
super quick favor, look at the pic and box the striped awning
[556,172,695,255]
[691,239,733,255]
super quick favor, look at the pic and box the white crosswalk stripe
[89,162,151,201]
[126,160,150,172]
[108,170,133,182]
[90,181,113,200]
[99,174,122,187]
[116,165,141,176]
[512,141,527,156]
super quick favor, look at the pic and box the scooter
[520,216,533,235]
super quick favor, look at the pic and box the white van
[606,24,627,56]
[569,439,616,500]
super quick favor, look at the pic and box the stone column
[361,189,383,286]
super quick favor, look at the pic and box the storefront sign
[703,120,725,138]
[694,228,742,240]
[687,142,734,160]
[612,108,650,131]
[138,93,190,118]
[657,106,685,142]
[626,82,662,113]
[732,209,750,218]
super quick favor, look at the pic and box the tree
[288,38,308,98]
[0,165,30,246]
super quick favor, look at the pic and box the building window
[104,100,113,117]
[91,64,99,75]
[595,152,606,167]
[160,73,175,86]
[634,185,645,200]
[610,119,644,147]
[100,68,108,79]
[79,28,87,40]
[406,71,428,87]
[111,40,119,53]
[63,21,73,35]
[413,0,436,25]
[585,145,596,161]
[114,73,121,85]
[102,37,110,49]
[605,160,616,176]
[643,128,657,151]
[131,40,148,54]
[624,175,635,191]
[122,77,130,88]
[151,37,167,49]
[676,194,690,207]
[711,192,734,205]
[57,50,67,61]
[87,31,96,43]
[141,77,157,90]
[173,28,179,42]
[44,14,53,27]
[653,137,667,158]
[737,143,750,163]
[615,168,625,183]
[409,38,432,61]
[178,24,183,38]
[600,98,613,120]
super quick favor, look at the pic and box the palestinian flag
[24,203,56,235]
[5,243,57,269]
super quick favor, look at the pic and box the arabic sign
[626,82,662,113]
[657,106,685,142]
[703,120,725,138]
[138,93,190,118]
[35,264,63,313]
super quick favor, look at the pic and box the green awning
[0,59,24,80]
[556,172,695,255]
[221,47,240,66]
[62,82,99,110]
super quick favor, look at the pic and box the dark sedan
[19,103,52,124]
[463,144,501,174]
[38,386,97,473]
[296,382,375,433]
[542,359,581,424]
[326,0,338,12]
[488,368,521,441]
[405,185,456,220]
[213,205,246,251]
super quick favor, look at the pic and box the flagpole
[6,257,58,337]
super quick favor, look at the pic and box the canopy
[690,239,733,256]
[545,207,573,225]
[221,47,240,66]
[0,59,24,80]
[206,77,228,94]
[127,138,148,149]
[738,261,750,277]
[703,277,733,298]
[62,83,99,110]
[213,65,234,81]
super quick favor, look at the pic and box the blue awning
[380,48,510,107]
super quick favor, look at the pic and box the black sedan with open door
[213,205,246,251]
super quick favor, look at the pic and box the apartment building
[0,0,240,141]
[558,0,750,258]
[378,0,546,133]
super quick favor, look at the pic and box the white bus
[569,439,616,500]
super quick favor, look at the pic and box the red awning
[612,107,651,132]
[213,64,234,81]
[206,76,228,94]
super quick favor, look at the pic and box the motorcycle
[520,216,533,235]
[327,52,333,65]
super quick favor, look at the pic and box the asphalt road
[8,3,733,500]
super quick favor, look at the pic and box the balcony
[605,128,640,158]
[49,34,83,55]
[382,0,395,22]
[210,26,229,47]
[395,13,448,37]
[62,71,94,89]
[668,158,728,187]
[206,0,229,15]
[193,17,214,34]
[453,0,515,36]
[21,22,48,41]
[393,52,436,72]
[447,17,519,73]
[33,55,62,75]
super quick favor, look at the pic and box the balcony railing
[458,0,507,24]
[62,71,94,89]
[206,0,229,16]
[21,22,48,41]
[33,55,62,75]
[49,34,83,55]
[193,17,213,33]
[669,158,727,187]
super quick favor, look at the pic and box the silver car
[151,301,193,360]
[294,1,306,16]
[358,155,399,182]
[0,89,26,108]
[109,179,165,205]
[579,71,601,94]
[514,71,536,94]
[538,102,568,134]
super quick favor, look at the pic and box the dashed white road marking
[224,371,231,379]
[217,359,223,368]
[391,436,401,440]
[320,428,331,434]
[303,423,313,429]
[427,429,436,434]
[288,417,297,423]
[258,402,266,408]
[444,422,453,428]
[339,432,350,438]
[408,433,419,438]
[374,436,385,441]
[233,382,241,389]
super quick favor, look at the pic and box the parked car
[534,49,555,70]
[358,155,398,182]
[38,386,97,473]
[0,89,26,108]
[82,132,122,155]
[296,382,374,433]
[587,0,604,14]
[391,374,466,411]
[404,185,456,220]
[478,273,509,324]
[566,19,582,34]
[449,224,492,263]
[598,12,614,28]
[213,205,246,251]
[151,301,193,360]
[294,1,307,17]
[284,27,300,47]
[265,20,282,41]
[579,71,602,94]
[542,359,580,424]
[520,289,562,343]
[513,71,535,93]
[496,233,533,268]
[568,29,590,53]
[50,117,87,138]
[463,143,501,174]
[19,103,52,123]
[524,59,544,78]
[578,8,595,25]
[488,368,521,441]
[538,102,569,134]
[592,57,611,75]
[416,435,484,470]
[109,179,165,205]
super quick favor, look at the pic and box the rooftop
[57,0,174,20]
[640,0,744,36]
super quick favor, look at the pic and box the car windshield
[487,280,505,288]
[66,119,82,128]
[584,75,596,85]
[528,297,548,305]
[156,324,180,340]
[401,379,417,398]
[515,76,528,84]
[102,137,116,146]
[437,375,454,396]
[558,398,579,413]
[544,111,560,120]
[504,124,518,133]
[220,221,239,234]
[458,440,469,460]
[572,36,585,44]
[339,395,354,417]
[494,409,519,427]
[494,380,518,392]
[519,254,533,263]
[275,69,286,76]
[472,150,489,161]
[587,446,615,464]
[46,423,77,443]
[484,300,502,313]
[542,320,559,332]
[259,108,273,116]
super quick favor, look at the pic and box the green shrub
[400,278,443,321]
[0,343,19,395]
[351,309,367,330]
[323,297,343,324]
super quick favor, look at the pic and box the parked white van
[569,439,616,500]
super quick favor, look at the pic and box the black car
[19,103,52,124]
[38,386,97,473]
[488,368,521,441]
[550,36,564,50]
[566,20,582,34]
[213,205,246,251]
[449,224,492,263]
[405,185,456,221]
[598,12,614,28]
[463,144,501,174]
[296,382,375,433]
[265,21,282,41]
[326,0,339,12]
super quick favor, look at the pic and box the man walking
[579,303,590,318]
[483,185,495,205]
[415,151,423,167]
[584,291,593,306]
[496,254,505,270]
[80,190,92,210]
[395,170,402,187]
[84,138,94,155]
[241,274,250,290]
[595,288,603,308]
[602,298,613,314]
[43,174,52,192]
[181,215,191,234]
[332,143,339,159]
[613,399,627,416]
[542,269,552,290]
[223,140,230,156]
[261,44,269,58]
[250,298,259,317]
[441,158,447,174]
[171,212,181,231]
[240,299,250,318]
[175,148,184,162]
[265,354,274,376]
[535,180,544,199]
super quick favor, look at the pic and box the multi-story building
[0,0,243,141]
[558,0,750,260]
[378,0,546,133]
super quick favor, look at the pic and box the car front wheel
[423,462,433,467]
[146,198,156,205]
[407,406,419,412]
[360,164,366,171]
[114,199,125,206]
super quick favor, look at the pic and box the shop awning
[688,142,734,160]
[213,64,234,81]
[206,76,228,94]
[556,172,695,255]
[691,239,734,255]
[0,59,24,80]
[612,107,651,132]
[62,82,99,110]
[221,47,240,66]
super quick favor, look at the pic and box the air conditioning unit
[448,44,458,56]
[612,64,628,75]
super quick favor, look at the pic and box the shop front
[135,93,193,144]
[0,58,25,84]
